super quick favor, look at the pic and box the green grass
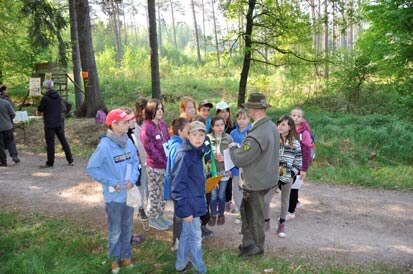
[0,211,406,274]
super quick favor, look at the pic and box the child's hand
[183,215,193,223]
[300,171,307,182]
[114,182,122,191]
[125,181,134,190]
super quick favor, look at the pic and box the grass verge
[0,211,407,274]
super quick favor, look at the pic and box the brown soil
[2,118,412,270]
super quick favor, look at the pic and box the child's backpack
[95,109,107,124]
[299,130,316,160]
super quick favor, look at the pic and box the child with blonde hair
[179,96,196,122]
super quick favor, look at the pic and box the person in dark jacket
[0,97,19,166]
[171,121,208,274]
[37,80,73,168]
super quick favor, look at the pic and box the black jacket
[38,89,63,128]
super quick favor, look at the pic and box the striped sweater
[279,139,302,184]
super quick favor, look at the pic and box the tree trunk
[238,0,256,108]
[169,0,177,48]
[201,0,207,61]
[76,0,105,117]
[323,0,329,79]
[191,0,202,64]
[148,0,161,99]
[68,0,83,112]
[157,2,163,56]
[211,0,220,66]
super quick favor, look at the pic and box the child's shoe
[111,261,120,274]
[208,215,217,226]
[277,221,286,238]
[201,226,214,239]
[217,214,225,225]
[296,201,302,209]
[158,215,173,226]
[139,208,148,220]
[121,258,134,268]
[149,218,168,230]
[286,212,295,221]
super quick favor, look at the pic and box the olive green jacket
[229,116,279,191]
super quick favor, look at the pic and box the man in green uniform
[229,93,279,259]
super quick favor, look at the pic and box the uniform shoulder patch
[243,141,251,151]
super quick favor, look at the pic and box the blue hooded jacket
[171,141,207,218]
[87,136,140,203]
[164,135,184,200]
[230,123,252,176]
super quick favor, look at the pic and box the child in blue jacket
[171,121,208,273]
[87,109,140,274]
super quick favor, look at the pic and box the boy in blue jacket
[87,109,140,274]
[171,121,208,273]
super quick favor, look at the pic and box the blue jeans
[176,217,207,273]
[105,202,134,260]
[210,180,228,216]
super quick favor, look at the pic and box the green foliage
[0,212,406,274]
[303,111,413,190]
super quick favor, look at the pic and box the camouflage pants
[146,167,166,219]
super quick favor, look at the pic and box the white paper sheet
[223,148,235,171]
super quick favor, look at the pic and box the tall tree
[169,0,178,48]
[211,0,220,66]
[191,0,202,64]
[238,0,255,108]
[148,0,161,99]
[76,0,106,117]
[68,0,84,111]
[101,0,123,65]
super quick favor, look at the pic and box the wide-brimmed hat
[243,93,271,109]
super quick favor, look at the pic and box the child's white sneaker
[286,213,295,221]
[296,201,303,209]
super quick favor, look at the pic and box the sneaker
[234,214,241,224]
[158,215,173,226]
[264,220,270,232]
[121,258,134,268]
[217,214,225,225]
[208,215,217,226]
[286,213,295,221]
[225,201,237,213]
[12,157,20,164]
[68,162,75,166]
[201,226,214,239]
[277,221,286,238]
[0,163,7,167]
[177,262,193,273]
[296,201,302,209]
[40,164,53,169]
[111,261,120,274]
[139,208,148,220]
[149,218,168,231]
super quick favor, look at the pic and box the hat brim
[242,102,271,109]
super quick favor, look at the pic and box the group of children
[86,96,313,274]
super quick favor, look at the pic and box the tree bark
[238,0,256,108]
[148,0,161,99]
[68,0,83,112]
[157,2,163,56]
[191,0,202,64]
[76,0,105,117]
[211,0,220,66]
[169,0,177,48]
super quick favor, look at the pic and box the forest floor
[1,119,412,270]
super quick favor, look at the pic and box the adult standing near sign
[37,80,74,168]
[229,93,279,259]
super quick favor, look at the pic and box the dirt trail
[1,153,412,268]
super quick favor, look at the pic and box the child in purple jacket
[140,99,171,231]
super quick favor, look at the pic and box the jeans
[210,180,228,216]
[105,202,134,260]
[176,217,207,273]
[44,126,73,166]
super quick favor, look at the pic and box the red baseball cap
[105,109,135,126]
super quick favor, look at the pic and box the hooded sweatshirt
[37,89,63,128]
[164,135,184,200]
